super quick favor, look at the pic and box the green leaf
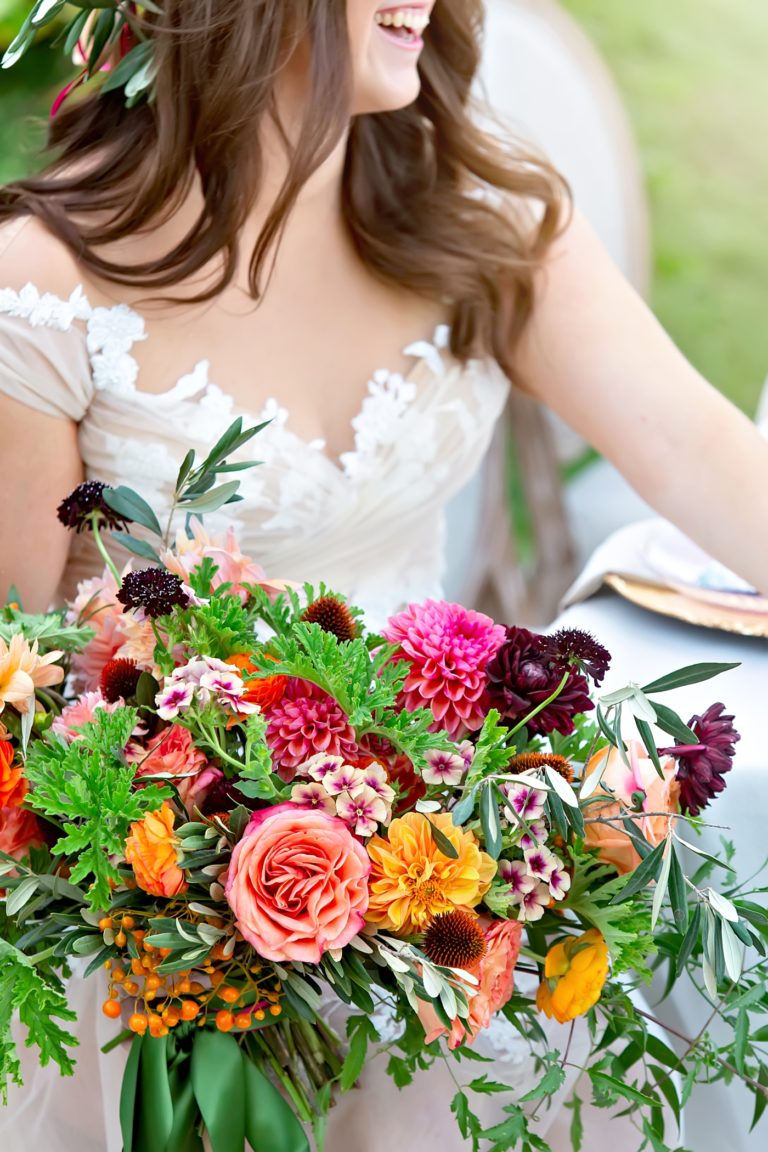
[750,1064,768,1131]
[176,448,196,491]
[634,717,664,778]
[642,662,740,694]
[480,784,503,860]
[103,485,163,537]
[427,818,459,860]
[340,1021,369,1092]
[111,533,162,563]
[590,1071,661,1108]
[181,481,242,514]
[101,39,154,94]
[568,1095,584,1152]
[735,1008,750,1076]
[452,783,481,827]
[668,847,688,933]
[651,702,698,744]
[676,903,702,976]
[519,1062,566,1102]
[651,844,673,930]
[611,840,667,904]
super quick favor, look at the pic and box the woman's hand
[514,209,768,594]
[0,396,81,610]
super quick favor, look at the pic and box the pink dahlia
[264,679,358,779]
[383,600,506,739]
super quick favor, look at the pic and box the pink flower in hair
[384,600,506,739]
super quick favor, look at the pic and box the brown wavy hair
[0,0,569,379]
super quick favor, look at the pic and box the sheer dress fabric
[0,223,637,1148]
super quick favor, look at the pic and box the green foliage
[0,939,78,1102]
[564,848,655,972]
[23,709,171,909]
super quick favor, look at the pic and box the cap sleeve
[0,308,95,422]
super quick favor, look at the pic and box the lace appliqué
[87,304,147,396]
[0,283,91,330]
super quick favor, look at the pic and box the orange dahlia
[366,811,496,935]
[0,740,26,808]
[536,928,609,1023]
[124,802,188,898]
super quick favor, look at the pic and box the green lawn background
[2,2,767,412]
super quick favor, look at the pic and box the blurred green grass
[563,0,768,415]
[2,4,768,414]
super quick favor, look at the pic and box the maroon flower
[661,703,740,816]
[116,568,189,619]
[100,657,141,703]
[57,481,128,534]
[485,626,593,737]
[546,628,611,686]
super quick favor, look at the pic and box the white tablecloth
[553,591,768,1152]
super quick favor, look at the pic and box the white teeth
[375,9,430,34]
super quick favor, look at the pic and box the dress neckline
[0,280,457,480]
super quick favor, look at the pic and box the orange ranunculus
[583,742,680,875]
[536,929,609,1024]
[366,812,497,935]
[0,740,26,808]
[0,805,44,882]
[226,652,286,711]
[418,918,523,1049]
[124,803,188,898]
[0,633,64,714]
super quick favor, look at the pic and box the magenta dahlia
[264,679,358,779]
[383,600,506,739]
[485,626,593,737]
[659,702,740,816]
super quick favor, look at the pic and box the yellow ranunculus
[366,811,496,935]
[125,803,188,898]
[536,928,609,1023]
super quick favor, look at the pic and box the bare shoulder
[0,215,86,298]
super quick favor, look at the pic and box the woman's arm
[514,209,768,594]
[0,396,82,610]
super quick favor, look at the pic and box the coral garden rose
[130,724,222,816]
[536,929,609,1024]
[583,742,680,875]
[0,805,44,863]
[418,919,523,1049]
[124,802,188,898]
[225,804,371,963]
[51,690,120,743]
[0,740,26,808]
[366,812,497,935]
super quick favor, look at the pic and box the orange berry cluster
[99,913,283,1036]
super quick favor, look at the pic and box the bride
[0,2,766,1148]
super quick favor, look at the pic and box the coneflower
[509,752,574,783]
[422,910,487,969]
[302,596,357,642]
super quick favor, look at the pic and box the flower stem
[90,516,122,587]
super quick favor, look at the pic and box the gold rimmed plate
[604,573,768,638]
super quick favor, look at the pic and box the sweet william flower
[536,929,609,1023]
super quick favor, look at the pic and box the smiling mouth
[374,7,431,46]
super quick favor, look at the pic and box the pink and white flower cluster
[155,656,261,721]
[499,779,571,921]
[421,740,474,787]
[290,753,396,838]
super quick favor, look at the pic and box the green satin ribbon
[120,1028,311,1152]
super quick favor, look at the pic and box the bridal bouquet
[1,421,766,1152]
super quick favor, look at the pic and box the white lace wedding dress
[0,223,630,1149]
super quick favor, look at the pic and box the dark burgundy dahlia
[662,703,740,817]
[56,481,128,534]
[485,626,593,737]
[116,568,189,619]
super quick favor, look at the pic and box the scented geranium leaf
[0,611,93,654]
[468,711,515,780]
[0,940,78,1102]
[563,850,655,972]
[23,709,171,909]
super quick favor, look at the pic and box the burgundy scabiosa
[546,628,611,686]
[264,679,358,778]
[116,568,189,619]
[57,481,128,534]
[383,600,506,739]
[661,703,740,816]
[485,626,592,737]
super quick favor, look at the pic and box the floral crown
[2,1,157,113]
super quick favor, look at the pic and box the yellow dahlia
[536,928,609,1023]
[0,633,64,714]
[366,811,496,935]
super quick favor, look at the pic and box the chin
[353,74,422,116]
